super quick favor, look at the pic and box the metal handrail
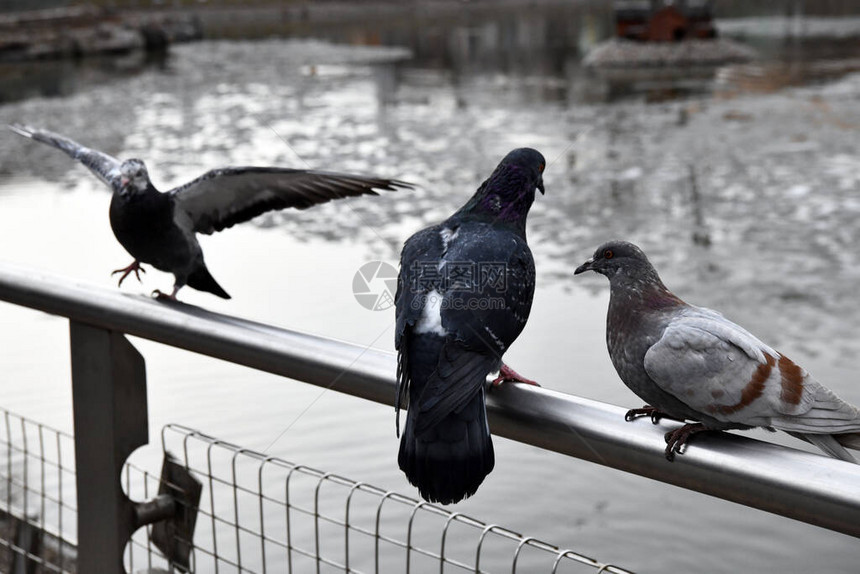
[1,261,860,539]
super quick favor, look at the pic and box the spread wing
[9,124,122,190]
[643,308,860,431]
[169,167,413,235]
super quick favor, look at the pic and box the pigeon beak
[537,176,545,195]
[120,176,129,188]
[574,257,594,275]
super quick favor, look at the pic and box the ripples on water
[1,6,860,572]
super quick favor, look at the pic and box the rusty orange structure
[615,0,717,42]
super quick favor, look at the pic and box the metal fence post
[69,321,148,574]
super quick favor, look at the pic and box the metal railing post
[69,321,148,573]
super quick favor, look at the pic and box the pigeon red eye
[539,163,545,173]
[604,249,614,259]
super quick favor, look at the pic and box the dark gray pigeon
[575,240,860,462]
[9,124,412,300]
[395,148,545,504]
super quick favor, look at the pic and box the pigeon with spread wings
[9,124,412,299]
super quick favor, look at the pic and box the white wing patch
[440,227,459,253]
[414,289,447,336]
[411,228,460,337]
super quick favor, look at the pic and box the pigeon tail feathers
[398,336,495,504]
[186,265,231,299]
[836,432,860,451]
[398,386,494,505]
[786,431,858,463]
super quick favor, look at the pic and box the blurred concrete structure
[0,5,201,61]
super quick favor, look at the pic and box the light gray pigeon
[575,240,860,462]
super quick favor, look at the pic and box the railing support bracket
[149,453,202,572]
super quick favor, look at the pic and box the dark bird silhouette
[575,240,860,462]
[10,124,412,299]
[395,148,545,504]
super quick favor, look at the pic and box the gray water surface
[1,15,860,573]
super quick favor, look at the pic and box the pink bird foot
[491,363,540,387]
[111,260,146,287]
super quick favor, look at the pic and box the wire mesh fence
[1,406,633,574]
[130,424,632,574]
[0,408,77,573]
